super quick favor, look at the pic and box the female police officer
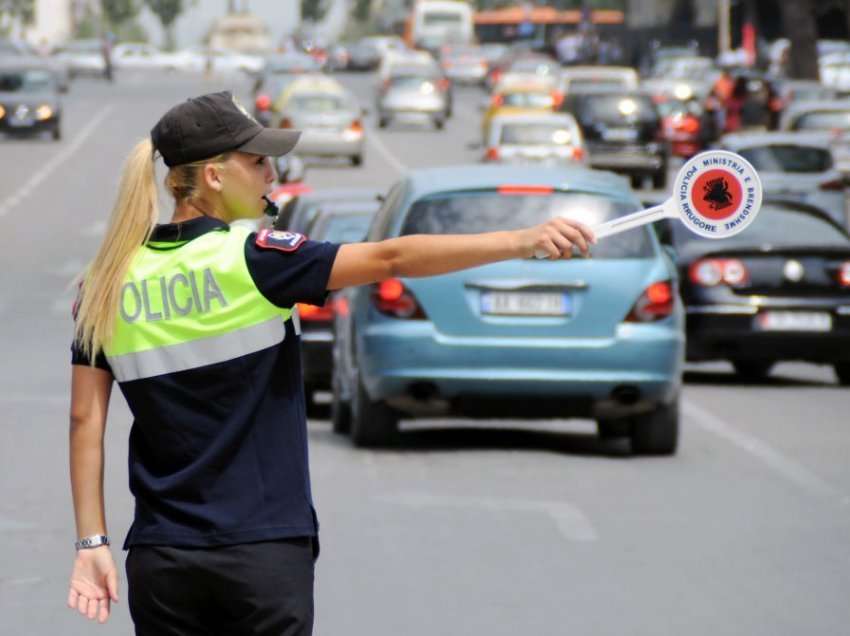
[66,91,594,634]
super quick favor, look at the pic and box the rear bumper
[686,305,850,362]
[359,321,684,418]
[0,117,59,134]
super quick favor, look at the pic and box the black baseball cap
[150,91,301,167]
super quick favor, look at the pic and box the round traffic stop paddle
[535,150,763,258]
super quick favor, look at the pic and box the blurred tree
[780,0,819,79]
[0,0,35,26]
[144,0,184,50]
[102,0,139,27]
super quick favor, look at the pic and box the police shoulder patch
[256,229,307,253]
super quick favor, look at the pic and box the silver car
[440,45,488,85]
[276,77,365,166]
[377,71,449,130]
[718,131,849,229]
[484,112,586,166]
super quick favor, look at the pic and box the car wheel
[833,362,850,386]
[331,371,351,434]
[433,117,445,130]
[732,360,774,381]
[378,116,389,128]
[630,174,643,189]
[350,373,398,447]
[351,154,363,167]
[652,167,667,190]
[630,398,679,455]
[52,126,62,141]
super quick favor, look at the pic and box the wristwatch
[75,535,110,550]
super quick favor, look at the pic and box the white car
[484,112,586,166]
[111,43,171,70]
[166,47,264,74]
[52,39,105,77]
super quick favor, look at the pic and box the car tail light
[255,94,271,111]
[498,184,553,195]
[349,119,363,133]
[625,281,674,322]
[491,69,502,84]
[437,78,450,92]
[689,258,749,287]
[820,177,846,191]
[485,147,500,161]
[372,278,426,319]
[678,115,699,134]
[571,147,586,161]
[490,93,504,108]
[297,301,334,322]
[838,262,850,287]
[551,90,564,109]
[280,117,293,129]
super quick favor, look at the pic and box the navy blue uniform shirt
[72,216,340,549]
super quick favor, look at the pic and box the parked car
[717,131,848,228]
[271,75,366,165]
[482,112,585,166]
[0,60,62,140]
[659,200,850,384]
[52,39,105,78]
[562,88,668,189]
[111,42,170,70]
[332,164,684,454]
[297,204,379,414]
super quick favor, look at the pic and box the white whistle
[534,150,763,259]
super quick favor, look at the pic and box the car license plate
[755,311,832,332]
[602,127,638,142]
[481,292,570,316]
[9,116,34,127]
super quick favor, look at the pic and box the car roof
[403,164,633,202]
[719,131,834,149]
[780,99,850,127]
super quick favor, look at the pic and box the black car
[660,200,850,384]
[561,88,668,189]
[297,204,378,415]
[0,61,62,140]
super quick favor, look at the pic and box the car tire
[833,362,850,386]
[350,373,398,447]
[652,167,667,190]
[351,154,363,167]
[630,398,679,455]
[433,117,445,130]
[630,174,643,189]
[732,360,774,381]
[331,371,351,434]
[378,116,389,128]
[52,126,62,141]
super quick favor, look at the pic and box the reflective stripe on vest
[104,225,292,382]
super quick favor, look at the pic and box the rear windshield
[401,191,654,259]
[501,92,554,108]
[738,144,833,173]
[673,205,849,248]
[291,94,345,112]
[314,213,374,243]
[390,76,435,90]
[793,110,850,131]
[499,123,575,145]
[573,95,657,123]
[0,69,53,92]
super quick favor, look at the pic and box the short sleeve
[245,233,340,308]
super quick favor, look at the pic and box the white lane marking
[0,104,114,219]
[683,399,844,501]
[365,126,408,175]
[378,492,597,542]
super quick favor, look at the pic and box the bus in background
[405,1,474,54]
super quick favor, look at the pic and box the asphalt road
[1,69,848,636]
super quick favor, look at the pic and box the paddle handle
[534,202,674,259]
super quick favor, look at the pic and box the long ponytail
[74,138,158,361]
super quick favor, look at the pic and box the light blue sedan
[331,164,685,454]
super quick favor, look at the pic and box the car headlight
[0,105,5,119]
[35,105,53,120]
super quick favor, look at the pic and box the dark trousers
[126,537,318,636]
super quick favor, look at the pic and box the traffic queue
[3,30,850,458]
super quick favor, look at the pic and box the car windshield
[291,94,345,112]
[401,191,654,258]
[0,69,53,92]
[499,123,574,145]
[576,94,657,123]
[313,213,374,243]
[501,92,553,108]
[672,205,849,248]
[793,110,850,131]
[738,144,833,173]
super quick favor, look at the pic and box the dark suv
[562,88,668,189]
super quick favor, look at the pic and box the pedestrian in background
[66,91,595,634]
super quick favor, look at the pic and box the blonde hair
[74,139,229,362]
